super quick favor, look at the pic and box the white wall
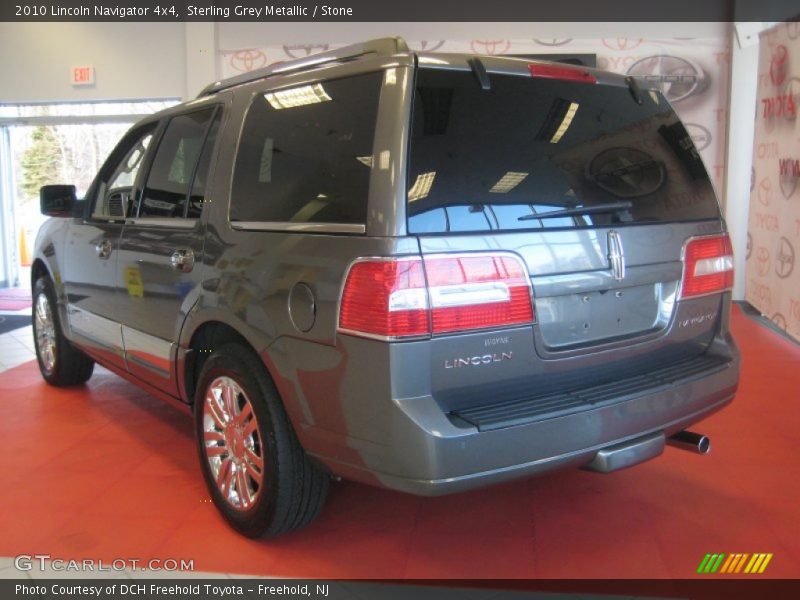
[0,22,728,104]
[0,22,187,102]
[217,21,728,48]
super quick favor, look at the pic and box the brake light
[338,254,534,339]
[528,64,597,84]
[680,234,734,299]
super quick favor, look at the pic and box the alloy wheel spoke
[204,430,225,443]
[217,458,234,497]
[236,467,251,506]
[243,455,263,486]
[223,382,237,420]
[241,414,258,438]
[236,401,252,425]
[204,375,263,511]
[243,447,263,471]
[205,444,228,457]
[206,399,227,429]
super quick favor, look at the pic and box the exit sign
[71,66,95,86]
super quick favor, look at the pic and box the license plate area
[534,281,676,350]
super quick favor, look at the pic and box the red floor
[1,306,798,579]
[0,287,32,311]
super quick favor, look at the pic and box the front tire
[32,276,94,386]
[194,343,329,537]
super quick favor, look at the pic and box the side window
[230,72,382,225]
[137,108,218,219]
[186,115,221,219]
[92,127,154,219]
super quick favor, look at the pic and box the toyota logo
[772,313,787,330]
[411,40,446,51]
[780,169,799,200]
[533,38,573,46]
[283,44,329,58]
[229,49,267,73]
[781,76,800,121]
[602,38,643,51]
[757,177,772,207]
[769,45,789,86]
[756,246,771,276]
[588,147,666,198]
[626,55,708,102]
[684,123,712,152]
[470,40,511,55]
[776,236,795,279]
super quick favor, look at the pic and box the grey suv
[33,38,739,537]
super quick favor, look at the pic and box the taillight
[338,254,534,340]
[680,234,734,299]
[338,258,429,339]
[528,63,597,84]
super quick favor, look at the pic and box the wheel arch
[30,258,50,288]
[181,317,275,406]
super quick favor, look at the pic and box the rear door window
[230,72,382,226]
[408,68,720,234]
[137,107,219,219]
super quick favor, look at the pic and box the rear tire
[194,342,329,537]
[32,276,94,386]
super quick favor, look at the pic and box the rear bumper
[312,340,739,495]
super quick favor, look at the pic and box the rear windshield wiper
[518,201,633,221]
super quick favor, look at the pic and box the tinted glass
[230,72,382,225]
[138,108,217,218]
[407,68,720,234]
[93,128,153,219]
[186,115,221,219]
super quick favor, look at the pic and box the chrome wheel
[34,292,56,374]
[203,376,264,511]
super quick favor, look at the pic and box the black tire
[194,342,329,537]
[32,276,95,386]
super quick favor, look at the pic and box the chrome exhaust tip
[667,430,711,455]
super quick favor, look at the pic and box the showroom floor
[0,305,798,579]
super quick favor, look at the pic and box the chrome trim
[230,221,366,234]
[583,432,665,473]
[34,292,57,374]
[667,430,711,454]
[124,218,199,229]
[67,305,124,353]
[121,325,175,379]
[203,375,265,511]
[170,248,195,273]
[607,230,625,281]
[125,352,170,378]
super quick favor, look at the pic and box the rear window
[230,72,382,226]
[407,67,720,234]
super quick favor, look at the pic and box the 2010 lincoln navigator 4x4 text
[31,38,740,537]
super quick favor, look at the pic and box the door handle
[95,239,112,259]
[170,249,195,273]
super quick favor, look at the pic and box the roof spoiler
[197,37,410,98]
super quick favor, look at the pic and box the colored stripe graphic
[700,552,773,574]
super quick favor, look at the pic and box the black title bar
[1,0,799,22]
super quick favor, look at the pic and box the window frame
[227,68,388,235]
[85,120,161,224]
[128,104,223,227]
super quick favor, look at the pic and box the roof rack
[198,37,410,98]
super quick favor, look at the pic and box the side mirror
[40,185,77,217]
